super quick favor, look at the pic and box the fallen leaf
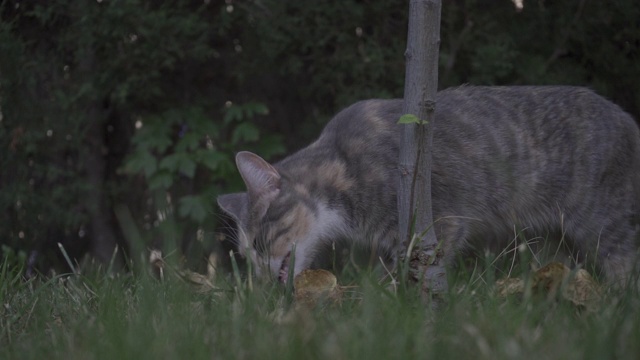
[294,269,341,308]
[495,277,525,297]
[561,268,602,311]
[531,262,570,298]
[180,269,217,292]
[496,262,602,311]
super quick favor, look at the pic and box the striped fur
[218,86,640,284]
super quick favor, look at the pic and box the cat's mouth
[278,251,291,284]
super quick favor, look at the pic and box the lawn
[1,251,639,360]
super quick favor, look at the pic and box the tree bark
[398,0,447,299]
[74,2,122,269]
[83,115,122,266]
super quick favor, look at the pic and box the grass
[1,251,639,360]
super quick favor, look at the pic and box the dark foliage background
[1,0,638,272]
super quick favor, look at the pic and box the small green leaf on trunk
[398,114,428,125]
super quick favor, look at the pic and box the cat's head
[217,151,344,283]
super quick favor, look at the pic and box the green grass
[1,254,639,360]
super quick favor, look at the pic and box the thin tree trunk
[74,2,122,268]
[83,114,121,266]
[398,0,447,299]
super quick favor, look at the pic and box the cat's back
[432,86,640,176]
[436,86,637,133]
[317,98,403,152]
[321,85,637,137]
[281,86,639,182]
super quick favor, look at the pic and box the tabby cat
[218,86,640,285]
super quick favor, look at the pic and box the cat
[217,86,640,285]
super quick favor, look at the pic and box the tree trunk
[397,0,447,299]
[74,2,122,269]
[83,114,121,266]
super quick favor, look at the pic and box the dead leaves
[148,249,218,293]
[293,269,342,308]
[270,269,343,325]
[495,262,602,311]
[148,249,345,306]
[149,245,602,315]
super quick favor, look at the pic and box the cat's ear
[234,151,281,218]
[235,151,281,199]
[217,151,280,224]
[217,193,248,226]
